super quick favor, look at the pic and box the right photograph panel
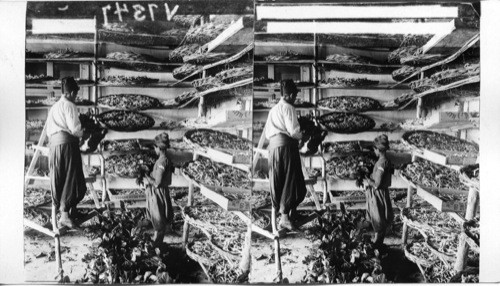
[250,1,480,283]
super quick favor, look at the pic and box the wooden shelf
[253,84,315,90]
[253,107,316,112]
[97,58,183,66]
[254,60,315,65]
[26,82,95,88]
[317,60,401,69]
[317,84,409,90]
[26,104,94,110]
[97,82,193,88]
[26,57,95,63]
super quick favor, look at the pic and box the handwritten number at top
[102,2,180,25]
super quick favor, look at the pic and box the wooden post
[182,181,195,248]
[402,186,415,244]
[416,72,424,119]
[52,204,63,280]
[93,16,99,105]
[271,207,283,282]
[454,189,479,271]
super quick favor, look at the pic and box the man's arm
[65,103,84,138]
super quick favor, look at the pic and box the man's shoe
[290,209,309,222]
[69,208,86,220]
[279,214,299,231]
[59,212,80,229]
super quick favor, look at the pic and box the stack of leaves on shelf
[173,63,200,80]
[105,151,156,178]
[159,120,185,130]
[405,240,438,268]
[105,52,150,62]
[207,259,243,283]
[98,110,155,132]
[99,76,159,86]
[26,96,93,106]
[317,96,381,112]
[25,74,55,83]
[400,158,467,191]
[26,119,45,130]
[392,65,421,81]
[325,53,372,65]
[251,210,271,229]
[460,164,479,189]
[45,78,95,85]
[185,129,251,151]
[103,22,134,33]
[172,15,202,28]
[186,238,222,266]
[409,77,440,93]
[183,52,229,65]
[264,50,307,61]
[184,204,247,230]
[24,208,51,229]
[318,77,379,88]
[430,63,480,85]
[174,90,199,105]
[302,210,388,283]
[322,141,366,155]
[24,188,51,208]
[169,44,201,62]
[319,112,376,133]
[184,22,228,44]
[44,48,93,59]
[387,45,421,64]
[402,207,461,236]
[192,77,225,91]
[253,98,314,109]
[253,77,275,86]
[400,53,445,66]
[324,53,382,73]
[160,28,187,38]
[326,153,376,182]
[389,140,413,153]
[215,66,252,83]
[183,157,251,190]
[101,139,142,152]
[25,49,43,58]
[97,94,160,110]
[403,130,479,154]
[250,191,271,210]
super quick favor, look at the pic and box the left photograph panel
[24,1,254,283]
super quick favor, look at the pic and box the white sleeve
[284,106,301,140]
[65,103,83,138]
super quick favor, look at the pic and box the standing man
[265,79,307,231]
[47,77,87,229]
[364,134,394,248]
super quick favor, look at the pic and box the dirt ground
[23,218,207,283]
[249,212,424,284]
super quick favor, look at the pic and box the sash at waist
[49,132,79,147]
[268,133,297,150]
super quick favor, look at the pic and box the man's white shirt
[46,96,83,137]
[264,98,301,140]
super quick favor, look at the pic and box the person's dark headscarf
[155,132,170,151]
[61,77,80,94]
[280,79,298,97]
[374,134,390,152]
